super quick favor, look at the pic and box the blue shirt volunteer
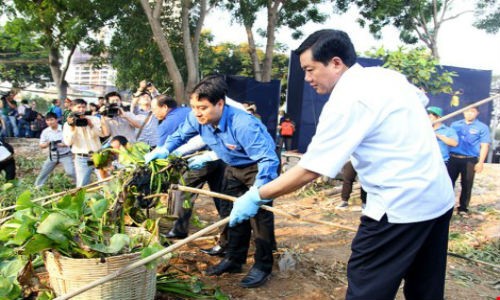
[157,106,191,146]
[164,105,279,187]
[434,124,458,162]
[450,119,491,157]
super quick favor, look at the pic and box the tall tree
[334,0,473,60]
[140,0,212,103]
[225,0,326,82]
[2,0,126,100]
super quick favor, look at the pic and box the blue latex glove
[187,151,216,170]
[229,186,271,227]
[144,146,169,163]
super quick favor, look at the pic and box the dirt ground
[164,164,500,300]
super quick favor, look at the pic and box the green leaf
[11,218,35,245]
[90,198,109,219]
[67,190,86,218]
[37,213,77,244]
[89,234,130,254]
[56,194,72,210]
[15,190,33,211]
[24,234,54,255]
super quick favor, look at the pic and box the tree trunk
[261,0,281,82]
[182,0,198,101]
[48,47,68,100]
[245,25,262,81]
[140,0,185,103]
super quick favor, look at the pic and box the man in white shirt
[63,98,109,187]
[230,29,454,299]
[35,112,75,187]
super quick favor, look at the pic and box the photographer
[63,98,109,187]
[126,92,159,147]
[35,112,75,187]
[101,91,136,143]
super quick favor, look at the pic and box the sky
[204,2,500,76]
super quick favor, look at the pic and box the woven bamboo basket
[43,227,157,299]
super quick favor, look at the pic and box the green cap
[427,106,443,117]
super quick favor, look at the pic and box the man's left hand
[187,152,215,170]
[475,162,484,173]
[229,186,270,227]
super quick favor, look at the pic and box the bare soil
[164,164,500,300]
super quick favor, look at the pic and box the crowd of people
[0,29,494,298]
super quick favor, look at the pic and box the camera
[146,82,153,88]
[50,140,62,151]
[69,112,89,127]
[102,103,120,118]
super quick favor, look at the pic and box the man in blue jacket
[146,75,279,288]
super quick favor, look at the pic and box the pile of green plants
[0,142,229,299]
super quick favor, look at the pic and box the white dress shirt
[299,64,454,223]
[63,116,107,154]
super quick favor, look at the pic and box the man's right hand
[144,146,169,163]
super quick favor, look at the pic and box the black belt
[75,153,92,157]
[450,153,477,159]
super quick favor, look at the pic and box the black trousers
[346,209,453,300]
[341,161,366,204]
[223,164,276,272]
[0,158,15,181]
[447,155,478,212]
[171,160,229,246]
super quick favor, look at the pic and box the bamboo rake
[54,216,230,300]
[171,184,357,232]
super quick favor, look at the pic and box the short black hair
[45,112,58,120]
[154,95,177,108]
[72,98,87,106]
[111,135,128,146]
[105,91,121,101]
[21,99,29,104]
[51,99,59,104]
[191,74,228,105]
[294,29,357,67]
[89,102,99,109]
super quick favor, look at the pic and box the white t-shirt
[299,64,454,223]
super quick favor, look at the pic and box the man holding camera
[35,112,75,187]
[102,91,137,143]
[63,99,109,187]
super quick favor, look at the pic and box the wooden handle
[54,217,230,300]
[171,184,357,232]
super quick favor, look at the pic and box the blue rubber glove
[187,151,217,170]
[229,186,271,227]
[144,146,169,163]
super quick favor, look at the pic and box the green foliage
[365,46,456,94]
[156,273,229,299]
[474,0,500,34]
[0,21,51,88]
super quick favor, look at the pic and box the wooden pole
[171,184,357,232]
[432,93,500,125]
[54,217,230,300]
[0,176,114,213]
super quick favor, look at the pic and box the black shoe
[239,267,271,288]
[205,258,242,276]
[200,245,226,257]
[164,230,187,239]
